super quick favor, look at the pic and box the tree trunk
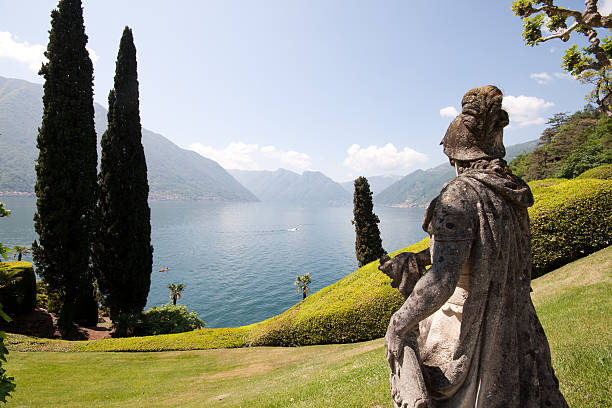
[17,253,22,261]
[302,288,307,300]
[173,296,177,306]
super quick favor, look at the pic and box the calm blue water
[0,197,426,328]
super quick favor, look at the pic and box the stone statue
[379,85,568,407]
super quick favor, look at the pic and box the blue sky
[1,1,609,181]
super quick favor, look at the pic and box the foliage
[509,109,612,181]
[33,0,99,333]
[167,283,184,306]
[352,176,385,267]
[0,203,11,262]
[294,273,312,299]
[576,163,612,179]
[141,304,204,336]
[93,27,153,324]
[0,262,36,318]
[577,66,612,114]
[0,203,8,218]
[511,0,612,115]
[509,152,530,179]
[10,246,30,262]
[0,256,16,403]
[35,281,49,310]
[528,178,611,277]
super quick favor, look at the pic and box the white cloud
[0,32,99,72]
[503,95,555,128]
[188,141,311,172]
[343,143,427,175]
[530,71,571,85]
[0,32,46,71]
[439,106,459,118]
[86,47,100,63]
[553,72,571,80]
[530,72,553,85]
[600,0,612,15]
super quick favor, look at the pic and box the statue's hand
[385,322,404,372]
[379,252,411,284]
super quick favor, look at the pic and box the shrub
[112,312,145,338]
[247,237,430,347]
[0,262,36,318]
[528,178,612,277]
[576,164,612,180]
[34,280,63,314]
[142,304,205,335]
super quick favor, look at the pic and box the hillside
[0,76,257,202]
[229,168,351,205]
[375,138,540,207]
[340,174,403,196]
[6,246,610,407]
[510,108,612,181]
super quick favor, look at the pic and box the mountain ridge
[374,139,541,207]
[229,168,352,205]
[0,76,258,202]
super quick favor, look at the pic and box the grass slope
[4,246,611,408]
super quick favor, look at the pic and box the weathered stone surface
[379,86,568,407]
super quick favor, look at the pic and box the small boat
[158,267,170,272]
[288,226,299,231]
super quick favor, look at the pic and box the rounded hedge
[0,262,36,317]
[576,164,612,180]
[142,303,205,335]
[247,237,430,347]
[528,178,612,277]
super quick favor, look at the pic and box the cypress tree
[33,0,99,335]
[352,176,385,267]
[93,27,153,323]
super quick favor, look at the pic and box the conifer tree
[352,176,385,267]
[94,27,153,323]
[33,0,99,334]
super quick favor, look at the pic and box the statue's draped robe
[418,169,568,407]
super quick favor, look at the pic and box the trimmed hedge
[246,238,430,347]
[142,304,205,335]
[528,178,612,277]
[576,164,612,180]
[0,262,36,318]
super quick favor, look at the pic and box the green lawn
[4,246,611,407]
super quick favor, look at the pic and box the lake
[0,197,427,328]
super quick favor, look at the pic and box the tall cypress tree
[94,27,153,323]
[33,0,99,334]
[352,176,385,267]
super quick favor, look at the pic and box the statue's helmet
[441,85,509,161]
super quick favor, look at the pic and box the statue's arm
[388,239,471,337]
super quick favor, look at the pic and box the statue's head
[441,85,509,162]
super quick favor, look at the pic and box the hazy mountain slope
[0,77,41,192]
[340,175,403,196]
[375,139,540,207]
[230,168,352,205]
[0,76,257,201]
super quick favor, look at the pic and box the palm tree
[167,283,184,306]
[294,273,312,300]
[11,246,31,262]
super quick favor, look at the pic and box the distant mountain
[229,168,352,205]
[374,139,540,207]
[0,76,257,201]
[340,174,403,196]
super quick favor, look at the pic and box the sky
[1,0,610,182]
